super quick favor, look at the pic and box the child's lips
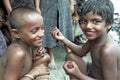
[85,31,96,37]
[36,39,43,43]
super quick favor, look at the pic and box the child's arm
[72,4,79,24]
[69,0,74,14]
[100,44,118,80]
[69,0,79,24]
[34,0,41,14]
[3,0,12,15]
[51,27,90,57]
[21,64,49,80]
[63,61,97,80]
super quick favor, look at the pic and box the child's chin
[34,44,42,47]
[37,45,42,47]
[87,36,96,40]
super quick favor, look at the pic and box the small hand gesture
[63,60,81,77]
[32,47,46,61]
[51,27,65,41]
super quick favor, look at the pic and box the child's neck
[91,33,109,45]
[15,40,31,52]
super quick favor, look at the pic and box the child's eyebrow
[79,17,85,20]
[91,18,104,21]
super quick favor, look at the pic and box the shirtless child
[0,7,50,80]
[51,0,120,80]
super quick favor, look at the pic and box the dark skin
[32,47,50,67]
[0,9,50,80]
[51,11,120,80]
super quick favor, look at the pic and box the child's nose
[38,30,44,37]
[86,22,93,29]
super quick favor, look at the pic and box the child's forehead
[83,11,103,19]
[22,17,43,27]
[24,13,42,20]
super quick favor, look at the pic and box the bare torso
[0,43,32,80]
[90,37,120,80]
[90,43,104,80]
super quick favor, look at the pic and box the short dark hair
[8,7,40,30]
[78,0,114,26]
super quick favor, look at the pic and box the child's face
[18,15,44,47]
[79,11,107,40]
[0,8,5,27]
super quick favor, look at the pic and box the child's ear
[11,29,20,39]
[107,24,112,32]
[108,25,112,30]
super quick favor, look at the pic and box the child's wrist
[62,37,67,43]
[28,68,40,78]
[33,67,42,75]
[24,74,34,80]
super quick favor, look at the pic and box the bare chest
[91,48,100,64]
[90,46,103,79]
[20,53,32,77]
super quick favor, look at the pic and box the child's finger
[51,26,57,33]
[38,47,46,54]
[63,61,69,69]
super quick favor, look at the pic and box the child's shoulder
[6,43,27,58]
[100,39,120,57]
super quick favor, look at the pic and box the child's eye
[79,19,87,24]
[30,28,38,34]
[92,19,102,24]
[30,26,44,34]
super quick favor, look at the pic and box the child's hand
[66,60,74,69]
[32,47,46,61]
[51,27,65,41]
[63,60,81,77]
